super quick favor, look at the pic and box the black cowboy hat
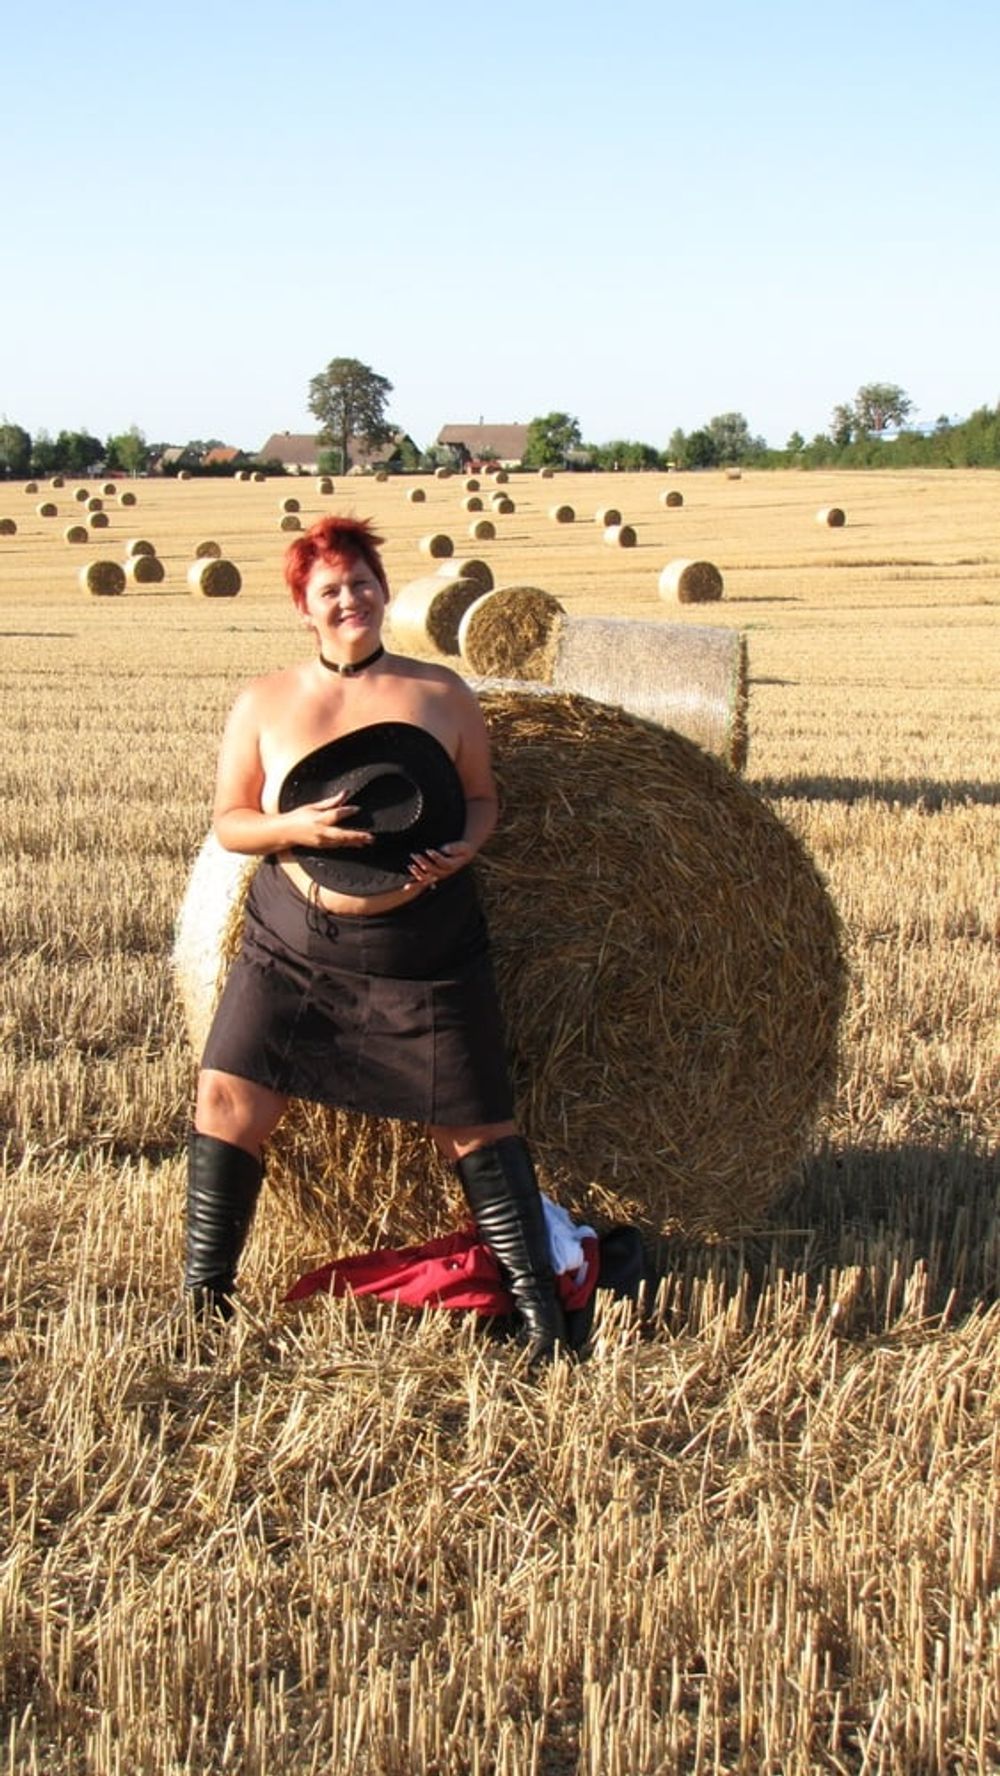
[278,721,466,896]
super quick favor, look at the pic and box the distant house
[202,446,242,468]
[436,423,529,469]
[151,445,191,475]
[257,430,419,475]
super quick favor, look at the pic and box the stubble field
[1,466,998,1773]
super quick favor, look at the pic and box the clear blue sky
[3,0,997,452]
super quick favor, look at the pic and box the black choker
[317,644,385,677]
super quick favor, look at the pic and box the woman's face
[299,552,387,652]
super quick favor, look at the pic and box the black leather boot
[184,1131,264,1319]
[457,1137,567,1364]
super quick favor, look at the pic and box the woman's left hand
[405,841,474,892]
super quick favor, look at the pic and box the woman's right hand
[282,792,374,851]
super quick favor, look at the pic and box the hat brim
[278,721,466,896]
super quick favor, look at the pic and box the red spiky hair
[284,514,390,605]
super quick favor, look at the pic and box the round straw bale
[539,467,554,479]
[375,470,389,483]
[595,506,622,527]
[252,472,266,483]
[88,512,110,530]
[173,691,844,1247]
[469,518,496,541]
[549,504,575,523]
[0,518,17,536]
[458,586,565,681]
[280,496,301,514]
[118,490,137,507]
[235,470,250,482]
[79,560,125,597]
[25,482,38,495]
[125,553,166,586]
[177,469,192,481]
[279,514,302,532]
[464,477,480,493]
[194,539,222,559]
[491,469,509,484]
[187,558,242,598]
[74,487,90,503]
[817,506,846,527]
[604,524,637,547]
[492,496,515,516]
[63,524,88,544]
[37,502,58,518]
[102,481,117,496]
[725,467,742,480]
[316,477,334,495]
[436,557,494,594]
[418,532,454,559]
[86,497,103,512]
[125,539,157,558]
[661,489,684,508]
[388,574,484,656]
[49,476,64,489]
[659,559,724,603]
[407,487,427,503]
[462,495,484,512]
[434,466,453,480]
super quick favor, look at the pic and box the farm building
[436,423,530,469]
[257,430,419,475]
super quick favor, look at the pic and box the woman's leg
[430,1120,567,1363]
[185,1071,289,1316]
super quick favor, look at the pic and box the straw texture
[436,557,494,594]
[418,533,454,559]
[659,559,724,603]
[457,586,565,680]
[173,691,843,1248]
[388,575,484,656]
[79,561,125,596]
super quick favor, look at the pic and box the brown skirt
[200,859,515,1126]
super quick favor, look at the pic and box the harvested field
[1,468,998,1774]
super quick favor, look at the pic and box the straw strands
[818,506,847,527]
[187,558,242,597]
[659,559,724,603]
[79,560,125,596]
[387,574,485,656]
[173,690,843,1247]
[418,533,454,559]
[458,589,748,769]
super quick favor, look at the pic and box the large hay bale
[187,558,242,598]
[280,496,301,514]
[434,466,453,480]
[74,487,90,504]
[24,482,38,495]
[49,476,65,489]
[464,477,480,493]
[469,518,496,541]
[63,524,88,544]
[539,467,554,479]
[659,559,724,603]
[316,477,334,495]
[661,489,684,508]
[388,575,483,656]
[125,553,166,585]
[0,518,17,536]
[374,470,389,484]
[86,497,103,513]
[492,496,515,515]
[817,506,846,527]
[595,506,622,527]
[549,504,574,524]
[194,539,222,559]
[79,560,125,597]
[725,467,742,480]
[252,472,266,484]
[118,490,137,507]
[457,586,564,680]
[125,538,157,558]
[279,514,302,532]
[436,557,494,594]
[88,512,110,530]
[458,591,748,769]
[604,524,637,547]
[462,495,484,513]
[177,469,192,481]
[37,502,58,518]
[173,691,844,1249]
[491,469,509,485]
[407,487,427,504]
[419,532,454,559]
[102,481,117,496]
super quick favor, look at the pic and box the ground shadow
[754,774,998,809]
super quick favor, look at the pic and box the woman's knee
[429,1120,519,1164]
[195,1069,287,1154]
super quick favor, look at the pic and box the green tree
[523,412,582,468]
[0,421,32,478]
[308,357,394,476]
[106,425,149,475]
[852,382,913,435]
[829,404,855,448]
[786,430,805,454]
[30,430,59,475]
[53,430,104,474]
[683,428,719,469]
[706,412,761,463]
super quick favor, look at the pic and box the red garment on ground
[285,1227,599,1315]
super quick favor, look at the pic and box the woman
[185,513,566,1361]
